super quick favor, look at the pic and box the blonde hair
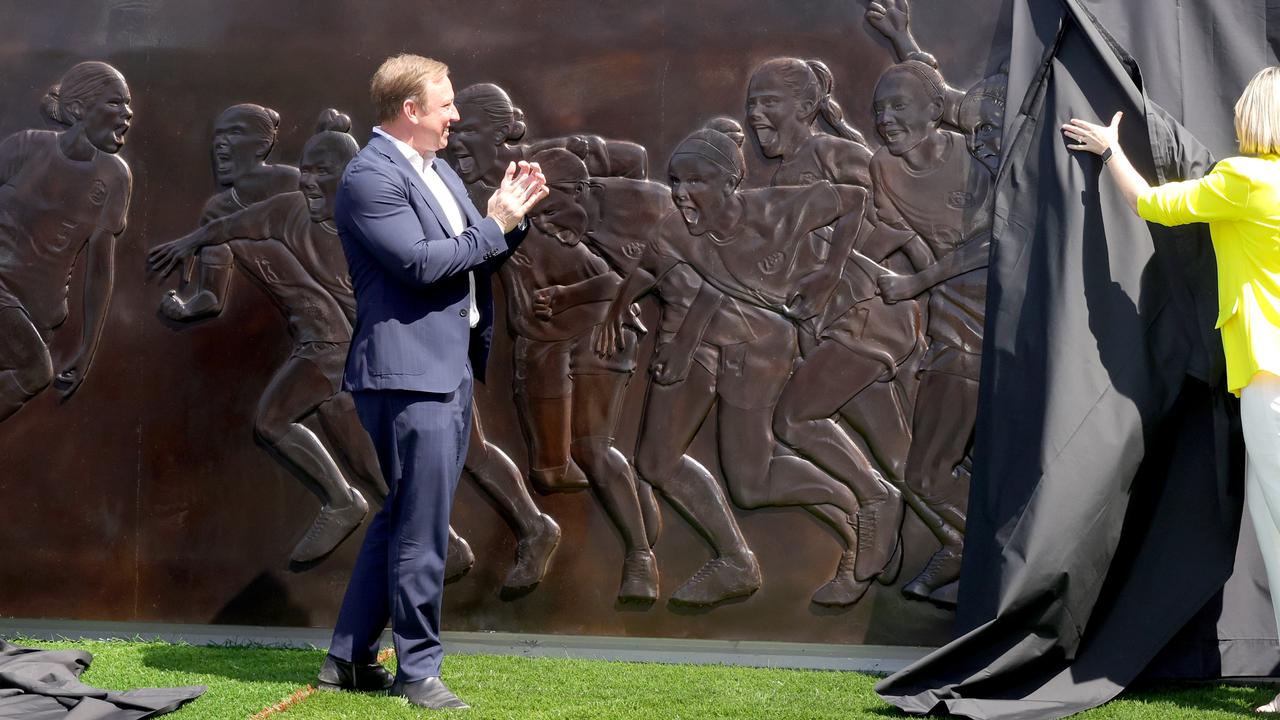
[1235,66,1280,156]
[370,54,449,124]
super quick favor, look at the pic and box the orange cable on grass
[248,684,316,719]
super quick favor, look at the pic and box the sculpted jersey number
[0,130,130,330]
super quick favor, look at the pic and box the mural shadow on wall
[614,597,658,613]
[210,572,311,627]
[666,594,753,617]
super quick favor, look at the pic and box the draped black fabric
[0,642,203,720]
[877,1,1280,717]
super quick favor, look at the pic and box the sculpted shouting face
[80,76,133,154]
[529,186,588,246]
[447,98,498,184]
[212,106,274,186]
[668,153,736,236]
[299,136,353,223]
[747,66,808,159]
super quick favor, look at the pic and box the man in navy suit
[318,54,547,710]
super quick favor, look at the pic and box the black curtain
[878,1,1280,717]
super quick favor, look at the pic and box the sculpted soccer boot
[854,484,905,584]
[811,549,874,607]
[902,544,963,603]
[291,487,369,564]
[671,551,762,606]
[445,529,475,583]
[617,549,659,602]
[502,513,561,591]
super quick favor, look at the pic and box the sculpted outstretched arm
[595,242,670,357]
[651,275,720,385]
[533,272,623,320]
[866,0,965,127]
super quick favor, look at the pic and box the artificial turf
[13,638,1280,718]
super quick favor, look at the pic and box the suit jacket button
[459,308,468,317]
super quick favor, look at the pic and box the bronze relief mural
[0,0,1010,647]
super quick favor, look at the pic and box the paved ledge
[0,618,932,673]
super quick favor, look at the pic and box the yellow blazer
[1138,155,1280,396]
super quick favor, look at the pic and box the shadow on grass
[865,707,949,719]
[139,643,321,685]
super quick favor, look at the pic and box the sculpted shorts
[0,296,50,344]
[655,331,720,378]
[513,325,639,400]
[712,319,797,411]
[811,295,921,369]
[292,341,350,395]
[919,342,982,381]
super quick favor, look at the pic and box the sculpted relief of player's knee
[0,61,133,425]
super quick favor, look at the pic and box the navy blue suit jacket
[337,133,524,393]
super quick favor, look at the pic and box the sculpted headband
[673,137,741,178]
[891,61,945,104]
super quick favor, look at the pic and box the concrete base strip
[0,618,932,674]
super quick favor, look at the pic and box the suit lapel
[368,134,452,236]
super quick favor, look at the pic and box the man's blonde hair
[1235,66,1280,156]
[370,54,449,124]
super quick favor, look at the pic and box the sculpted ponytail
[806,60,867,146]
[41,87,69,126]
[41,61,126,127]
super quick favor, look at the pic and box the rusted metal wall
[0,0,1009,647]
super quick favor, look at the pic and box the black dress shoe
[390,676,470,710]
[316,653,394,692]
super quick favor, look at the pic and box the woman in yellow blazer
[1064,66,1280,714]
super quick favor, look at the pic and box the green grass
[11,638,1280,718]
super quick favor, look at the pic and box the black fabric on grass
[0,641,204,719]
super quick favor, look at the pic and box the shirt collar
[372,126,436,172]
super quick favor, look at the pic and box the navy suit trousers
[328,364,473,681]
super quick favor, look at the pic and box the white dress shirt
[373,126,479,328]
